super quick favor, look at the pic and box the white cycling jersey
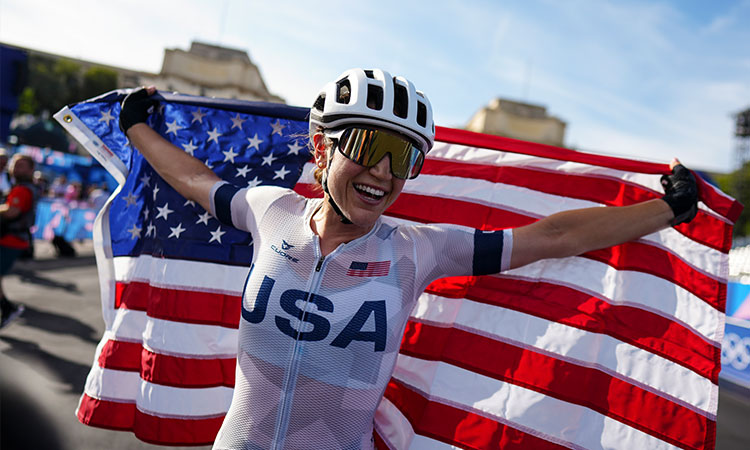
[209,182,512,450]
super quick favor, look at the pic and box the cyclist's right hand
[119,86,158,134]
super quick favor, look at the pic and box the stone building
[466,98,566,147]
[147,42,283,103]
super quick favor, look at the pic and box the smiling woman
[117,66,697,450]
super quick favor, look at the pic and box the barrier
[31,199,96,241]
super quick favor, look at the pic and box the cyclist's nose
[369,154,393,180]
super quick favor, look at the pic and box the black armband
[661,164,698,226]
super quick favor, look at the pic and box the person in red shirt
[0,154,37,328]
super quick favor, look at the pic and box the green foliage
[17,87,38,115]
[81,67,118,100]
[20,55,118,116]
[716,161,750,238]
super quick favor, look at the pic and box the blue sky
[1,0,748,172]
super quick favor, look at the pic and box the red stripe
[97,339,236,388]
[435,126,742,223]
[98,339,141,372]
[383,379,569,450]
[426,276,720,382]
[420,158,732,252]
[141,348,236,388]
[116,281,241,328]
[400,321,714,450]
[77,394,222,446]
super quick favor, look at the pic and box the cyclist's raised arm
[509,160,698,270]
[121,87,220,213]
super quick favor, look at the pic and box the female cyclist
[119,68,697,450]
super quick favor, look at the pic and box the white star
[230,113,246,130]
[126,224,141,239]
[222,147,239,163]
[273,165,291,180]
[140,174,151,187]
[205,160,214,169]
[236,165,251,178]
[155,203,174,220]
[99,109,115,126]
[246,133,263,150]
[123,192,138,207]
[165,119,183,135]
[143,208,150,220]
[207,127,222,144]
[152,184,160,201]
[261,152,277,166]
[145,222,156,237]
[191,108,207,124]
[168,223,186,239]
[184,199,196,207]
[247,176,262,188]
[196,211,211,225]
[287,140,305,155]
[209,226,226,244]
[182,139,198,156]
[270,120,286,136]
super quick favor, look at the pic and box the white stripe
[106,309,238,358]
[393,354,681,450]
[428,143,729,222]
[374,397,417,450]
[412,293,717,416]
[113,255,250,295]
[505,257,723,343]
[143,316,238,358]
[83,365,233,417]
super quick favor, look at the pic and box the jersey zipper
[271,236,332,449]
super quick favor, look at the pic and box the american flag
[55,90,740,449]
[347,261,392,277]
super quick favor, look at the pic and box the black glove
[119,87,158,134]
[661,164,698,225]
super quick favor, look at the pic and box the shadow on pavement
[11,267,82,293]
[15,256,97,272]
[11,305,100,344]
[0,335,91,395]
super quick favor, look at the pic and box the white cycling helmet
[309,68,435,153]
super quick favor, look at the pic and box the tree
[81,67,118,100]
[717,161,750,238]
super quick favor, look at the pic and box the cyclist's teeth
[355,184,385,198]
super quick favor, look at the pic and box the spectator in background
[0,147,10,199]
[86,183,108,210]
[49,174,68,198]
[0,154,38,328]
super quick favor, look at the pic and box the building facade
[466,98,566,147]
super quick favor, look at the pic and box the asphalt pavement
[1,240,749,449]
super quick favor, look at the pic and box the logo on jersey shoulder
[271,239,299,263]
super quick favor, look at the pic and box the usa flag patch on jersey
[346,261,390,277]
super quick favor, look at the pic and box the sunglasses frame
[324,126,425,180]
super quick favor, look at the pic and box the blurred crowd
[0,148,111,210]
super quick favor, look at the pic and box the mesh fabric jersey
[209,184,512,449]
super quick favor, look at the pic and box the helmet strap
[321,148,353,225]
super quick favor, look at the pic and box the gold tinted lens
[338,128,422,179]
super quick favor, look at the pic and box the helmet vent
[417,102,427,127]
[336,79,351,104]
[364,70,375,79]
[367,84,383,110]
[313,93,326,112]
[393,80,408,119]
